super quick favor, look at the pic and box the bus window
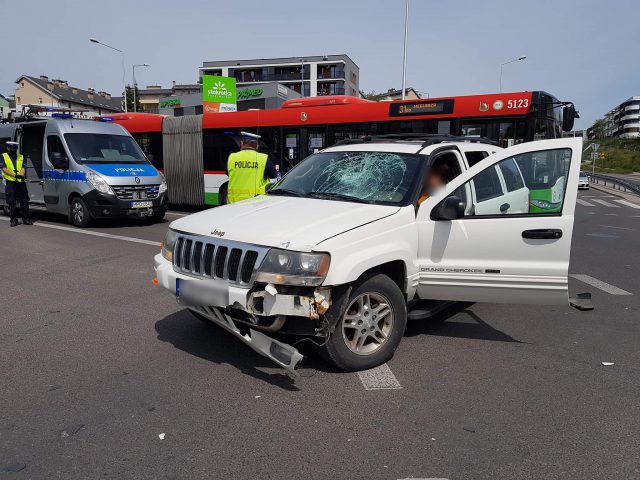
[202,131,238,172]
[132,132,163,170]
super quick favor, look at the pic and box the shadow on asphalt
[154,309,334,391]
[22,209,170,229]
[406,302,523,343]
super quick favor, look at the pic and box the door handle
[500,203,510,213]
[522,229,563,239]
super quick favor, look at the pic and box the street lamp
[89,37,128,112]
[132,63,150,112]
[401,0,409,100]
[499,55,527,92]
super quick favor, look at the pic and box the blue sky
[1,0,638,129]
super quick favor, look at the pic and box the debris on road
[570,292,594,311]
[1,462,26,473]
[158,433,166,440]
[601,362,615,366]
[60,423,84,438]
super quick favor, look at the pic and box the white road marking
[605,213,618,216]
[570,274,632,295]
[0,217,161,247]
[358,363,402,390]
[614,199,640,209]
[599,225,633,231]
[585,233,620,239]
[591,199,620,208]
[576,199,595,207]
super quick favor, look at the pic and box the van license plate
[131,201,152,208]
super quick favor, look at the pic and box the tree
[590,118,605,139]
[123,84,141,112]
[359,89,385,101]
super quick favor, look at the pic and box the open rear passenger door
[415,138,582,305]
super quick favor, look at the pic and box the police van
[0,107,167,227]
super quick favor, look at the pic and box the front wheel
[69,197,92,228]
[317,273,407,371]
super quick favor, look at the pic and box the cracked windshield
[271,151,421,204]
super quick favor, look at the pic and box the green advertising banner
[202,75,237,113]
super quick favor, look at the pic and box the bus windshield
[270,150,423,205]
[64,133,149,164]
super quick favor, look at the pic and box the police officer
[226,132,278,203]
[2,141,32,226]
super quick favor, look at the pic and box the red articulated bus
[98,91,577,206]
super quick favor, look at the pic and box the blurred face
[422,171,445,194]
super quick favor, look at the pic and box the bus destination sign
[389,99,454,117]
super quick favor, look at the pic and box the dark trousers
[5,181,30,222]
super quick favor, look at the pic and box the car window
[464,151,488,167]
[455,148,571,216]
[498,158,525,192]
[472,166,503,202]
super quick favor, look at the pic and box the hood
[87,163,160,182]
[170,194,400,251]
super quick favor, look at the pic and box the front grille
[112,184,160,200]
[172,233,268,285]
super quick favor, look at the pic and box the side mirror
[432,195,465,221]
[50,151,69,170]
[562,104,578,132]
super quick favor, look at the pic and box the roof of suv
[325,135,500,155]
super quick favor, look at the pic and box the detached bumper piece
[189,305,303,373]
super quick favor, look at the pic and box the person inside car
[418,164,449,205]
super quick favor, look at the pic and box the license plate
[176,278,229,307]
[131,201,152,208]
[132,191,147,200]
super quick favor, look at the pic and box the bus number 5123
[508,99,529,109]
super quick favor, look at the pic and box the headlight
[161,229,178,262]
[256,249,330,286]
[86,171,114,195]
[530,199,561,210]
[159,174,167,194]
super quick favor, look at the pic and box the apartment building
[14,75,122,117]
[602,96,640,138]
[199,54,359,97]
[137,82,201,113]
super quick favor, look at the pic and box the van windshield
[64,133,149,164]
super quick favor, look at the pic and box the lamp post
[132,64,150,112]
[299,58,305,96]
[499,55,527,92]
[90,37,128,112]
[401,0,409,100]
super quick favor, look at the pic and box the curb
[589,183,640,205]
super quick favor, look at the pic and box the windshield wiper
[306,191,370,204]
[268,188,304,197]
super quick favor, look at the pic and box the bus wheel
[219,183,228,206]
[69,197,92,228]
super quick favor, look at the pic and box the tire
[218,183,228,206]
[69,197,92,228]
[317,273,407,371]
[150,209,166,223]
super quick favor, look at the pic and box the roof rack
[334,133,498,148]
[1,104,92,124]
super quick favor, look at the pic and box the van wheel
[69,197,92,228]
[219,183,228,205]
[317,273,407,371]
[150,209,166,223]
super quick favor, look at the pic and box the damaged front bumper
[154,253,331,373]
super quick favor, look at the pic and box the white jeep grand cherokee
[154,135,582,372]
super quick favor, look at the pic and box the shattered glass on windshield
[272,150,422,205]
[313,152,408,200]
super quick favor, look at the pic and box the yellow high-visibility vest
[227,149,270,203]
[2,153,24,182]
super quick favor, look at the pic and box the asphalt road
[1,191,639,480]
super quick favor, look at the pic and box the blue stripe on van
[43,170,87,182]
[88,164,158,177]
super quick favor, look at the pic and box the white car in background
[154,136,582,372]
[578,171,590,189]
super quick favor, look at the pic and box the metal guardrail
[590,173,640,196]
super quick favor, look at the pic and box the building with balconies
[599,96,640,138]
[199,54,359,98]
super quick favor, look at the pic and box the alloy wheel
[341,292,394,355]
